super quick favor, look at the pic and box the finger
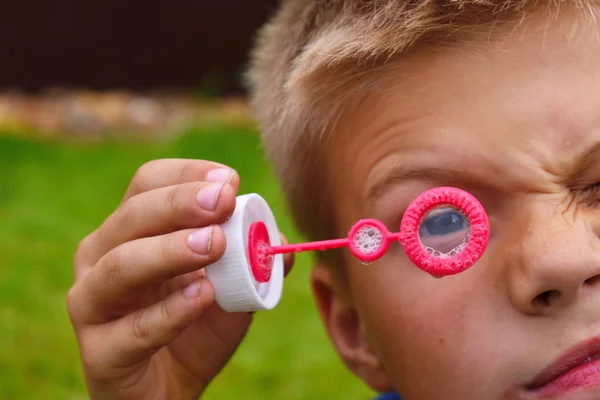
[83,181,236,267]
[123,159,240,202]
[74,160,239,278]
[89,277,216,369]
[72,226,226,324]
[279,233,295,277]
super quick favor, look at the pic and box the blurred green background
[0,121,376,399]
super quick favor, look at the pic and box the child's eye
[582,182,600,206]
[420,209,468,236]
[418,208,471,254]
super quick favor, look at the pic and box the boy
[67,0,600,399]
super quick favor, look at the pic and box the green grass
[0,125,376,399]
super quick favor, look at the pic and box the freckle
[439,337,445,345]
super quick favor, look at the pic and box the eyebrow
[367,141,600,201]
[366,166,470,201]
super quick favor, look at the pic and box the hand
[67,159,294,400]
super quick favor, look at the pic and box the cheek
[348,255,523,398]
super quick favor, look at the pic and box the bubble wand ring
[347,218,392,263]
[400,187,489,276]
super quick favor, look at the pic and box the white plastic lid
[204,193,284,312]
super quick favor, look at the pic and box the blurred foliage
[0,125,375,399]
[0,90,255,142]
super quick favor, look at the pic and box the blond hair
[247,0,599,266]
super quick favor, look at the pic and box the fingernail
[183,280,202,299]
[195,184,223,211]
[187,226,213,254]
[206,168,234,184]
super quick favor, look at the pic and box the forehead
[327,14,600,219]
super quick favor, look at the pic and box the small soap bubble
[255,240,274,273]
[353,225,384,255]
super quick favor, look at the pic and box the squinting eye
[583,183,600,205]
[419,209,468,237]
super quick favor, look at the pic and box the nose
[503,203,600,315]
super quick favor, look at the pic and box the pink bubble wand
[247,187,490,283]
[205,186,490,312]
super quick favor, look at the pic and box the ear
[310,263,393,393]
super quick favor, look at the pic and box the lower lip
[533,358,600,397]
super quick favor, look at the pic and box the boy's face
[311,13,600,400]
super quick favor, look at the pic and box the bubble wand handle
[269,238,350,254]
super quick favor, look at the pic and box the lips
[526,336,600,394]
